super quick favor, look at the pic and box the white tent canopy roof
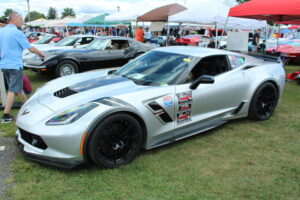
[169,0,267,29]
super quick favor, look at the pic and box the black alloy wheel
[249,82,278,121]
[88,113,143,168]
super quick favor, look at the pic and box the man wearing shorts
[0,12,45,123]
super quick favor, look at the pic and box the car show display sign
[227,31,249,52]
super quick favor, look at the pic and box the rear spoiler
[228,50,283,64]
[247,53,282,63]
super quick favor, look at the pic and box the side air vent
[148,101,173,123]
[232,102,245,115]
[54,87,77,98]
[148,101,163,111]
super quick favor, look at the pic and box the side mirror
[189,75,214,90]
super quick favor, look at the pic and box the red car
[266,39,300,64]
[176,35,209,46]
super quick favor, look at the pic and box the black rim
[255,86,277,119]
[96,119,140,164]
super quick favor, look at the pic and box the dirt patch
[0,136,18,199]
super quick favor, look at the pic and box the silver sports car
[16,47,285,169]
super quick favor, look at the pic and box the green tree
[47,7,57,19]
[236,0,250,4]
[3,8,14,17]
[25,11,46,22]
[61,7,76,18]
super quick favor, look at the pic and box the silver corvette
[16,47,285,169]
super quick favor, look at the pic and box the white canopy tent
[169,0,267,29]
[26,18,48,27]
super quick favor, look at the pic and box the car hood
[37,70,147,112]
[46,48,95,54]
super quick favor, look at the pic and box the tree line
[1,7,76,22]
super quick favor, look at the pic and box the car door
[108,39,134,66]
[173,55,249,139]
[77,43,110,69]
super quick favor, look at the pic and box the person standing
[0,12,45,123]
[135,27,144,42]
[252,29,261,53]
[144,28,151,43]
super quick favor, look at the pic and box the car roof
[93,36,132,40]
[153,46,266,64]
[70,34,98,38]
[154,46,231,57]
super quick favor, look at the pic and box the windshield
[115,51,198,86]
[55,36,78,46]
[86,39,109,50]
[33,35,54,44]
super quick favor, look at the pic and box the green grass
[1,66,300,200]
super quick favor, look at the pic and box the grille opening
[19,129,48,150]
[54,87,77,98]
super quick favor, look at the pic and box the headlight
[46,102,98,126]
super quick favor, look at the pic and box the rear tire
[88,113,143,168]
[248,82,278,121]
[55,60,79,77]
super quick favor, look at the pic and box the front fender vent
[148,101,173,123]
[54,87,77,98]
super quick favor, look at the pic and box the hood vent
[54,87,78,98]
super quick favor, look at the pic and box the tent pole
[215,23,218,49]
[277,24,281,49]
[220,16,229,49]
[0,71,7,108]
[166,18,170,46]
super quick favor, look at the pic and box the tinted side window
[228,55,245,69]
[187,55,229,82]
[111,40,129,50]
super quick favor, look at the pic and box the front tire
[88,113,143,168]
[248,82,278,121]
[55,60,79,77]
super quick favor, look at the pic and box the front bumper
[16,129,86,169]
[19,143,86,169]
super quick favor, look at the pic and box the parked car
[266,39,300,64]
[176,35,209,46]
[31,35,98,50]
[150,36,168,46]
[30,34,61,45]
[23,37,154,77]
[16,47,285,169]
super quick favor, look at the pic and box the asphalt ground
[0,135,18,199]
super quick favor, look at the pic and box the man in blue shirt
[0,12,45,123]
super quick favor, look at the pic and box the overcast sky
[0,0,237,18]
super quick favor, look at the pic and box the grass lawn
[1,66,300,200]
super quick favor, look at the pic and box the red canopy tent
[288,25,300,29]
[275,21,300,25]
[228,0,300,22]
